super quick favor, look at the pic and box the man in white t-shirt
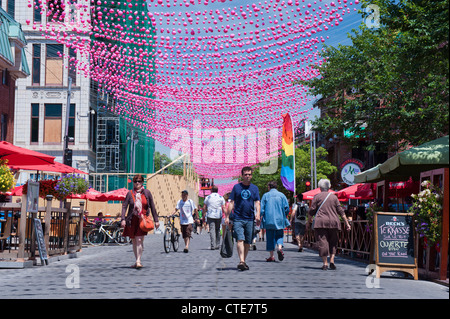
[203,186,225,250]
[172,190,199,253]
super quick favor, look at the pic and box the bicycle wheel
[114,228,130,245]
[87,229,106,246]
[172,228,180,252]
[164,227,172,253]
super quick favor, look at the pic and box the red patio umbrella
[354,183,376,199]
[337,183,375,200]
[67,188,104,201]
[8,162,88,174]
[8,161,88,174]
[99,188,129,201]
[4,185,24,196]
[0,141,55,165]
[348,180,420,200]
[302,188,337,200]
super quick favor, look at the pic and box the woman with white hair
[309,179,351,270]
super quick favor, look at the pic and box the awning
[354,135,449,183]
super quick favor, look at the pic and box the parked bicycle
[87,222,130,246]
[162,215,180,253]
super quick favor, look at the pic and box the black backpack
[296,203,307,222]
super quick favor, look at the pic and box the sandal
[237,262,248,271]
[277,249,284,261]
[266,257,276,262]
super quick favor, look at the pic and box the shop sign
[340,159,364,185]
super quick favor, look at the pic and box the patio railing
[302,220,373,262]
[0,196,84,264]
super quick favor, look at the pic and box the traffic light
[305,181,311,190]
[63,148,73,167]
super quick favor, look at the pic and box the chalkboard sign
[33,218,48,265]
[373,212,418,279]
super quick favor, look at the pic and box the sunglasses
[243,173,252,176]
[134,180,143,183]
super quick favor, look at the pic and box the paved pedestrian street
[0,233,447,300]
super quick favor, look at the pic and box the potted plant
[55,174,89,200]
[408,180,443,276]
[0,159,15,193]
[409,180,443,247]
[23,174,89,201]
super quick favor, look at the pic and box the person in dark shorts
[171,190,199,253]
[290,194,309,252]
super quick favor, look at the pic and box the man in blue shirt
[226,166,260,271]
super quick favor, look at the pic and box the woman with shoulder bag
[121,174,159,269]
[309,179,351,270]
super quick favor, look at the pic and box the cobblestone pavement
[0,233,448,299]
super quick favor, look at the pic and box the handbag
[140,213,154,232]
[220,226,234,258]
[130,190,155,232]
[311,192,332,230]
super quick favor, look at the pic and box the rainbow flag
[281,113,295,192]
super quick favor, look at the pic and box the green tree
[250,145,337,202]
[154,151,183,175]
[300,0,449,153]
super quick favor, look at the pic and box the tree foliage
[250,144,337,202]
[300,0,449,153]
[154,151,183,175]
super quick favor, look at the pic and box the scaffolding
[93,86,122,192]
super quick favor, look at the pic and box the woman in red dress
[121,174,159,268]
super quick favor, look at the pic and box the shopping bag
[220,226,234,258]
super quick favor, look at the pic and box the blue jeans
[265,229,284,251]
[233,220,254,244]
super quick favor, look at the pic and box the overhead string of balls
[28,0,359,180]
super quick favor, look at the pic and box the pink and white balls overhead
[30,0,359,179]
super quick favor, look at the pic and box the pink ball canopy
[33,0,359,180]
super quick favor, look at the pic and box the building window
[45,44,64,86]
[68,47,77,86]
[34,4,42,24]
[69,0,78,24]
[6,0,15,19]
[1,114,8,141]
[1,69,9,86]
[44,104,62,143]
[47,0,64,23]
[32,44,41,86]
[31,104,40,143]
[69,104,75,143]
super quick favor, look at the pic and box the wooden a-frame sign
[373,212,418,280]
